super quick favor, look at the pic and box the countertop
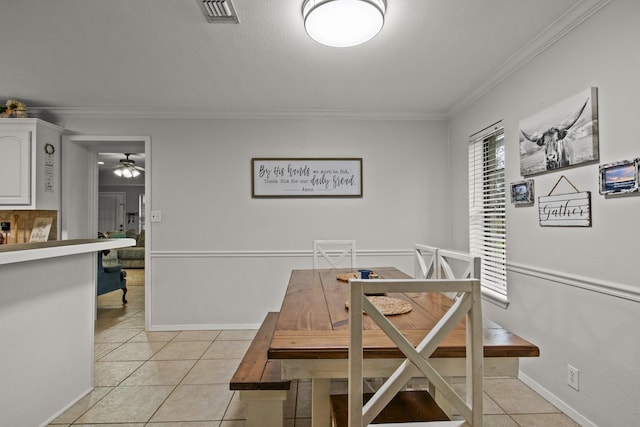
[0,238,136,265]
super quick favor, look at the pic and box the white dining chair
[437,249,481,281]
[437,249,481,299]
[337,278,484,427]
[312,240,356,269]
[414,244,439,279]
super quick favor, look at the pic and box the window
[468,125,508,306]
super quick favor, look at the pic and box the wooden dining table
[268,267,540,427]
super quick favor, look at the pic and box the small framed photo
[510,179,534,205]
[599,159,640,195]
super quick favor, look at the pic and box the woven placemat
[336,272,381,282]
[336,272,359,282]
[345,296,413,316]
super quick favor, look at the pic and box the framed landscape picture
[519,87,599,176]
[510,179,534,205]
[599,159,640,195]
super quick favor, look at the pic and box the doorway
[98,192,126,232]
[62,135,151,329]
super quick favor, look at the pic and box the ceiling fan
[113,153,145,178]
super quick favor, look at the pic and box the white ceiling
[98,153,145,170]
[0,0,605,119]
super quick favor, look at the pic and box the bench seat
[230,312,290,427]
[330,391,450,427]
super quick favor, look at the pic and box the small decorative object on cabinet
[0,118,63,210]
[0,99,28,118]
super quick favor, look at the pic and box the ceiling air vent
[197,0,239,23]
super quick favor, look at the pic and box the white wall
[0,253,95,426]
[59,117,450,327]
[61,138,94,239]
[448,1,640,425]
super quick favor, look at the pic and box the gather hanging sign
[538,176,591,227]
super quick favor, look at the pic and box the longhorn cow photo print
[519,87,599,176]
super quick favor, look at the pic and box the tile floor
[50,269,580,426]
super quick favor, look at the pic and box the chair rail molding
[507,261,640,303]
[149,249,413,258]
[148,252,639,302]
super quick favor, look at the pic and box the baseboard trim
[41,386,94,427]
[518,371,597,427]
[508,261,640,303]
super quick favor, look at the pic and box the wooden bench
[330,391,450,427]
[230,312,291,427]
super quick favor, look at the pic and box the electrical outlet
[567,364,579,391]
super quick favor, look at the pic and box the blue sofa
[97,252,127,304]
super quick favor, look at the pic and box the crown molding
[446,0,612,118]
[29,106,447,121]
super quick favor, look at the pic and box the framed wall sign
[252,158,363,198]
[599,158,639,195]
[538,176,591,227]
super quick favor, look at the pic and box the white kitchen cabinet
[0,118,63,209]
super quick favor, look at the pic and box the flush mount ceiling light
[302,0,386,47]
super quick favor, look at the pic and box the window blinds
[468,127,507,300]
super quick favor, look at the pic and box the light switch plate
[150,210,162,223]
